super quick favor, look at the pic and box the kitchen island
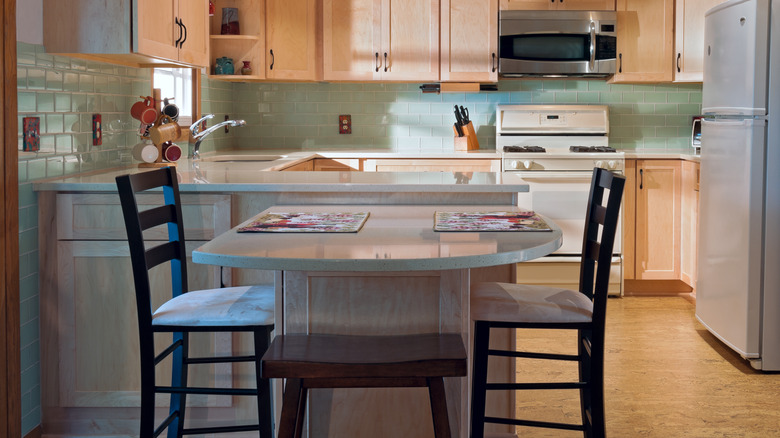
[33,162,531,437]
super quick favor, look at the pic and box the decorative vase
[215,57,235,75]
[221,7,240,35]
[241,61,253,75]
[209,1,215,16]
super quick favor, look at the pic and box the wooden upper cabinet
[266,0,321,80]
[611,0,674,83]
[322,0,439,81]
[441,0,498,82]
[208,0,266,81]
[323,0,381,81]
[674,0,724,82]
[43,0,209,68]
[500,0,616,10]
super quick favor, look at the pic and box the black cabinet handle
[174,18,182,48]
[619,53,623,73]
[677,53,681,72]
[384,52,388,72]
[180,19,187,48]
[270,49,274,70]
[640,168,644,190]
[375,52,380,72]
[492,52,496,73]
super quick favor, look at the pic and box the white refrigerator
[696,0,780,370]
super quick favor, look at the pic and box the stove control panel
[509,160,536,170]
[595,160,621,170]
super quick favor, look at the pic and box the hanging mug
[162,98,179,121]
[149,115,182,146]
[131,96,158,124]
[132,141,159,163]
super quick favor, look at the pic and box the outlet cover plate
[92,114,102,146]
[22,117,40,152]
[339,114,351,134]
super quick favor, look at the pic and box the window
[153,68,194,125]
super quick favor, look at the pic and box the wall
[17,42,149,435]
[225,80,702,152]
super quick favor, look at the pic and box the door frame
[2,0,21,436]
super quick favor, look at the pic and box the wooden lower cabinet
[38,192,261,435]
[623,159,698,294]
[364,159,500,172]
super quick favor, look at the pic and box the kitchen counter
[623,148,700,161]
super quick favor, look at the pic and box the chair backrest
[578,167,626,317]
[116,166,189,330]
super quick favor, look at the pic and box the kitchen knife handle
[270,50,275,70]
[375,53,380,72]
[384,53,388,72]
[677,53,681,72]
[174,18,182,48]
[491,53,496,73]
[639,168,644,190]
[180,19,187,48]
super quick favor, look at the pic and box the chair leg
[278,378,306,438]
[168,331,188,438]
[254,327,274,438]
[139,354,156,438]
[470,321,491,438]
[579,330,606,438]
[428,377,452,438]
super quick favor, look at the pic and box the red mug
[163,142,182,162]
[131,96,158,124]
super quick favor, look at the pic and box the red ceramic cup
[131,96,158,124]
[163,142,182,162]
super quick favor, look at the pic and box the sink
[200,154,285,162]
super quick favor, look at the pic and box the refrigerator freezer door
[696,118,766,359]
[702,0,770,115]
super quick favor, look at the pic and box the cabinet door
[323,0,382,81]
[137,0,180,62]
[266,0,320,80]
[381,0,440,81]
[177,0,210,67]
[612,0,674,83]
[441,0,498,82]
[622,159,636,280]
[635,160,681,279]
[51,240,231,408]
[674,0,723,82]
[499,0,556,9]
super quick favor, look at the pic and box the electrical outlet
[92,114,102,146]
[22,117,40,152]
[339,115,351,134]
[225,114,230,133]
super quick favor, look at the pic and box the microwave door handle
[589,21,596,71]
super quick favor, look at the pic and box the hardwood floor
[506,295,780,437]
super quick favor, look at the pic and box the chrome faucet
[188,114,246,160]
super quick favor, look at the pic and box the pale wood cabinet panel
[674,0,725,82]
[43,0,209,68]
[635,160,681,280]
[266,0,320,80]
[322,0,439,81]
[441,0,498,82]
[500,0,615,10]
[323,0,381,81]
[611,0,674,83]
[623,159,637,280]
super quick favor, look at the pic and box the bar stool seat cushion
[153,285,275,327]
[471,282,593,324]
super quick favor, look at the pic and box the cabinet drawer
[56,193,231,241]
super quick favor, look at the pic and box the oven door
[512,170,623,295]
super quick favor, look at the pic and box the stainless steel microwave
[499,10,617,78]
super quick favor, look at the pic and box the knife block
[454,121,480,151]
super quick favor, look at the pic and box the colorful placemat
[434,211,552,232]
[238,212,370,233]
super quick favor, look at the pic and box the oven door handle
[512,171,599,180]
[589,21,596,72]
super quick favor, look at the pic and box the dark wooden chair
[261,332,468,438]
[469,167,625,438]
[116,166,275,438]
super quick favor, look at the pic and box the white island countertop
[33,161,528,193]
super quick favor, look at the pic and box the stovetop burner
[569,146,617,153]
[503,145,547,153]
